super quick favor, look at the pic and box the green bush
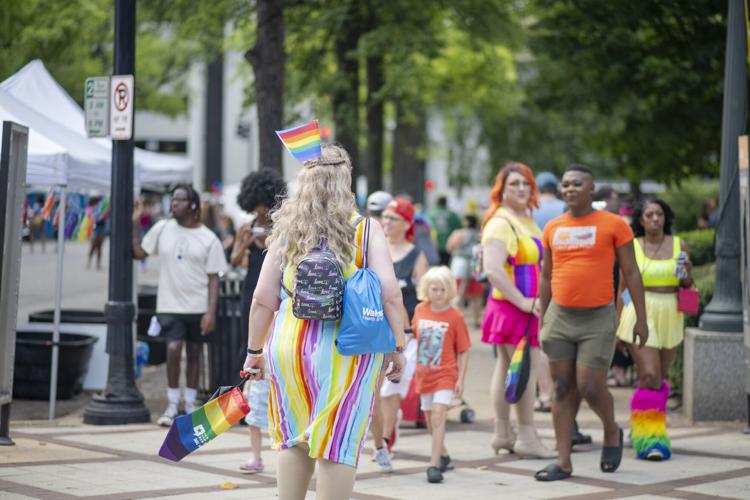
[669,263,715,396]
[661,177,720,232]
[676,229,715,267]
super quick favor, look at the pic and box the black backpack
[284,238,345,321]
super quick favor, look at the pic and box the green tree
[0,0,244,117]
[526,0,727,184]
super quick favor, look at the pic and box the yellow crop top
[634,236,681,287]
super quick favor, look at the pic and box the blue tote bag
[336,217,395,356]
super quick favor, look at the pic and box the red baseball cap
[385,197,415,241]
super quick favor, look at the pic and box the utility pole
[83,0,150,425]
[699,0,746,333]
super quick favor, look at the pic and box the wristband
[394,343,405,353]
[247,347,263,355]
[404,328,413,334]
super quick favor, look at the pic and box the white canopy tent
[1,107,68,187]
[1,59,192,190]
[0,60,192,419]
[0,111,75,419]
[0,91,112,191]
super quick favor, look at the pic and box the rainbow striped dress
[480,209,543,346]
[266,221,384,467]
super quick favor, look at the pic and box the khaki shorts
[540,302,617,370]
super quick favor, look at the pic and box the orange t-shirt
[542,210,633,308]
[412,303,472,394]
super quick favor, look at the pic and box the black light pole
[83,0,150,424]
[699,0,746,333]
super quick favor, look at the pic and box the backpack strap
[494,215,520,248]
[355,217,370,269]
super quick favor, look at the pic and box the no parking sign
[109,74,133,140]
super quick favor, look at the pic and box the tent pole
[49,186,65,420]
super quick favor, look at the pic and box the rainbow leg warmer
[630,381,671,460]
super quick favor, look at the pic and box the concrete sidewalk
[6,240,750,499]
[4,330,750,499]
[2,409,749,499]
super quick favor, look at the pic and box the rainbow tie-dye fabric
[630,381,671,460]
[266,219,383,466]
[490,234,542,301]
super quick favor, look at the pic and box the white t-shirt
[142,219,228,314]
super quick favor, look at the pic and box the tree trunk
[392,102,427,203]
[365,54,384,192]
[629,178,642,201]
[245,0,284,176]
[332,3,361,188]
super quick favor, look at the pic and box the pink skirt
[481,297,539,347]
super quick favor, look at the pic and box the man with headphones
[133,184,228,426]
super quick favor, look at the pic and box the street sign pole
[83,0,149,425]
[699,0,746,333]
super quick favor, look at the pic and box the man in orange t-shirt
[535,165,648,482]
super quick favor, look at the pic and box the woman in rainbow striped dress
[480,162,556,459]
[242,144,407,500]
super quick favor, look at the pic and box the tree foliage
[0,0,248,116]
[525,0,727,183]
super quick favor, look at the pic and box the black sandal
[534,399,552,413]
[535,463,572,482]
[600,428,624,473]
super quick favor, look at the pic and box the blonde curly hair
[268,143,358,271]
[417,266,458,303]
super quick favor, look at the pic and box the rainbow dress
[481,210,543,347]
[266,222,384,467]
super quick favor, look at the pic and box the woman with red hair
[481,162,555,459]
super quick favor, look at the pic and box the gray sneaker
[375,446,393,473]
[157,403,179,427]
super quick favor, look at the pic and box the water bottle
[135,341,150,379]
[675,251,688,279]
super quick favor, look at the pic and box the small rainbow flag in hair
[275,120,321,162]
[158,379,250,462]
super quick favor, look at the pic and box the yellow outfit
[616,237,684,349]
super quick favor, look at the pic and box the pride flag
[275,120,321,162]
[504,336,530,403]
[158,384,250,462]
[41,189,55,220]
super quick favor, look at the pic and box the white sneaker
[184,401,198,414]
[157,403,179,427]
[375,446,393,473]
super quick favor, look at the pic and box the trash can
[136,285,166,365]
[28,309,108,391]
[13,328,97,400]
[208,276,246,388]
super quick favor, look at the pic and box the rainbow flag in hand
[275,120,321,162]
[504,336,531,403]
[158,384,250,462]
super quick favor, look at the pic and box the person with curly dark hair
[616,197,693,462]
[231,168,287,474]
[232,168,287,352]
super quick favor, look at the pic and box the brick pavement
[6,241,750,499]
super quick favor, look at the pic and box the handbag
[159,372,251,462]
[677,287,699,315]
[336,217,396,356]
[504,299,535,404]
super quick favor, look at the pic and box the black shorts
[157,313,207,343]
